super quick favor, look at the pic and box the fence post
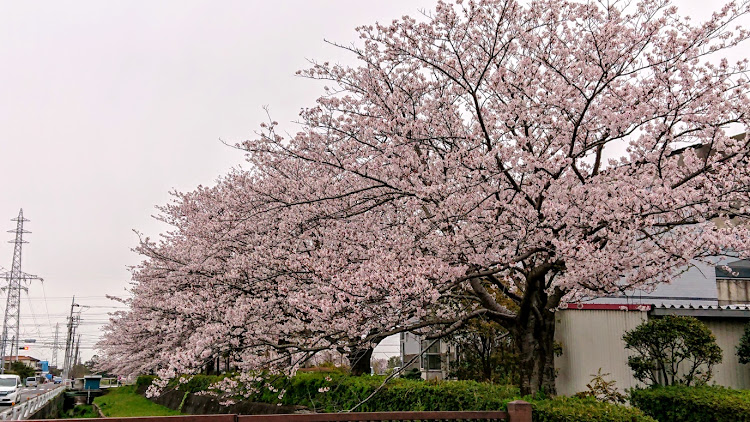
[507,400,532,422]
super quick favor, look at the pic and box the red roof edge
[3,356,39,361]
[559,303,651,311]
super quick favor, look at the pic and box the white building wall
[554,310,750,396]
[554,309,648,396]
[398,310,750,393]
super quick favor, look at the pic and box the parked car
[52,376,62,384]
[0,375,21,406]
[25,377,38,387]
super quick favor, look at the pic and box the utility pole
[0,210,43,373]
[62,297,79,379]
[74,334,81,366]
[51,323,60,368]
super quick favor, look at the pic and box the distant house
[399,257,750,392]
[3,355,41,371]
[399,332,457,380]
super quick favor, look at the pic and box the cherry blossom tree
[101,0,750,396]
[242,0,750,394]
[99,170,442,379]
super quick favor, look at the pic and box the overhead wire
[24,292,45,342]
[39,281,55,331]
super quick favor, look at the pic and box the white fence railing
[0,385,66,421]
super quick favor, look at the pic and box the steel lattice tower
[0,209,42,373]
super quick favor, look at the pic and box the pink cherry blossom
[99,0,750,396]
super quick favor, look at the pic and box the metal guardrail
[0,385,66,421]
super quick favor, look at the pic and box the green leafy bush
[136,374,227,394]
[401,368,422,380]
[136,375,156,390]
[738,323,750,364]
[623,316,722,386]
[64,404,100,418]
[172,374,227,393]
[8,361,35,381]
[630,386,750,422]
[532,396,656,422]
[573,369,627,404]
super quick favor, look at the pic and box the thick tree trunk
[516,307,557,396]
[348,347,373,376]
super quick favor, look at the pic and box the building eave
[651,304,750,319]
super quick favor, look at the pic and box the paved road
[17,383,59,403]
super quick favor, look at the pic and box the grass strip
[93,385,182,417]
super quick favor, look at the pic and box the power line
[22,296,119,301]
[40,280,55,331]
[25,293,45,343]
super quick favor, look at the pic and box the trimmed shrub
[630,385,750,422]
[623,316,722,386]
[532,396,656,422]
[738,323,750,364]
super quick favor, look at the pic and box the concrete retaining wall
[135,385,304,415]
[28,391,64,420]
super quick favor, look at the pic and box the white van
[0,375,21,406]
[25,377,38,387]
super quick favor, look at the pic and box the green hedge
[137,373,655,421]
[264,373,654,422]
[630,386,750,422]
[136,375,156,390]
[262,372,518,412]
[174,374,227,393]
[136,374,227,394]
[532,396,656,422]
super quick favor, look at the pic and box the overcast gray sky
[0,0,743,365]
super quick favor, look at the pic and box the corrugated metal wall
[554,310,750,395]
[554,309,647,396]
[705,319,750,388]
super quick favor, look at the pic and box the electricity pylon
[0,209,43,373]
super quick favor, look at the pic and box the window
[716,259,750,280]
[421,340,442,370]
